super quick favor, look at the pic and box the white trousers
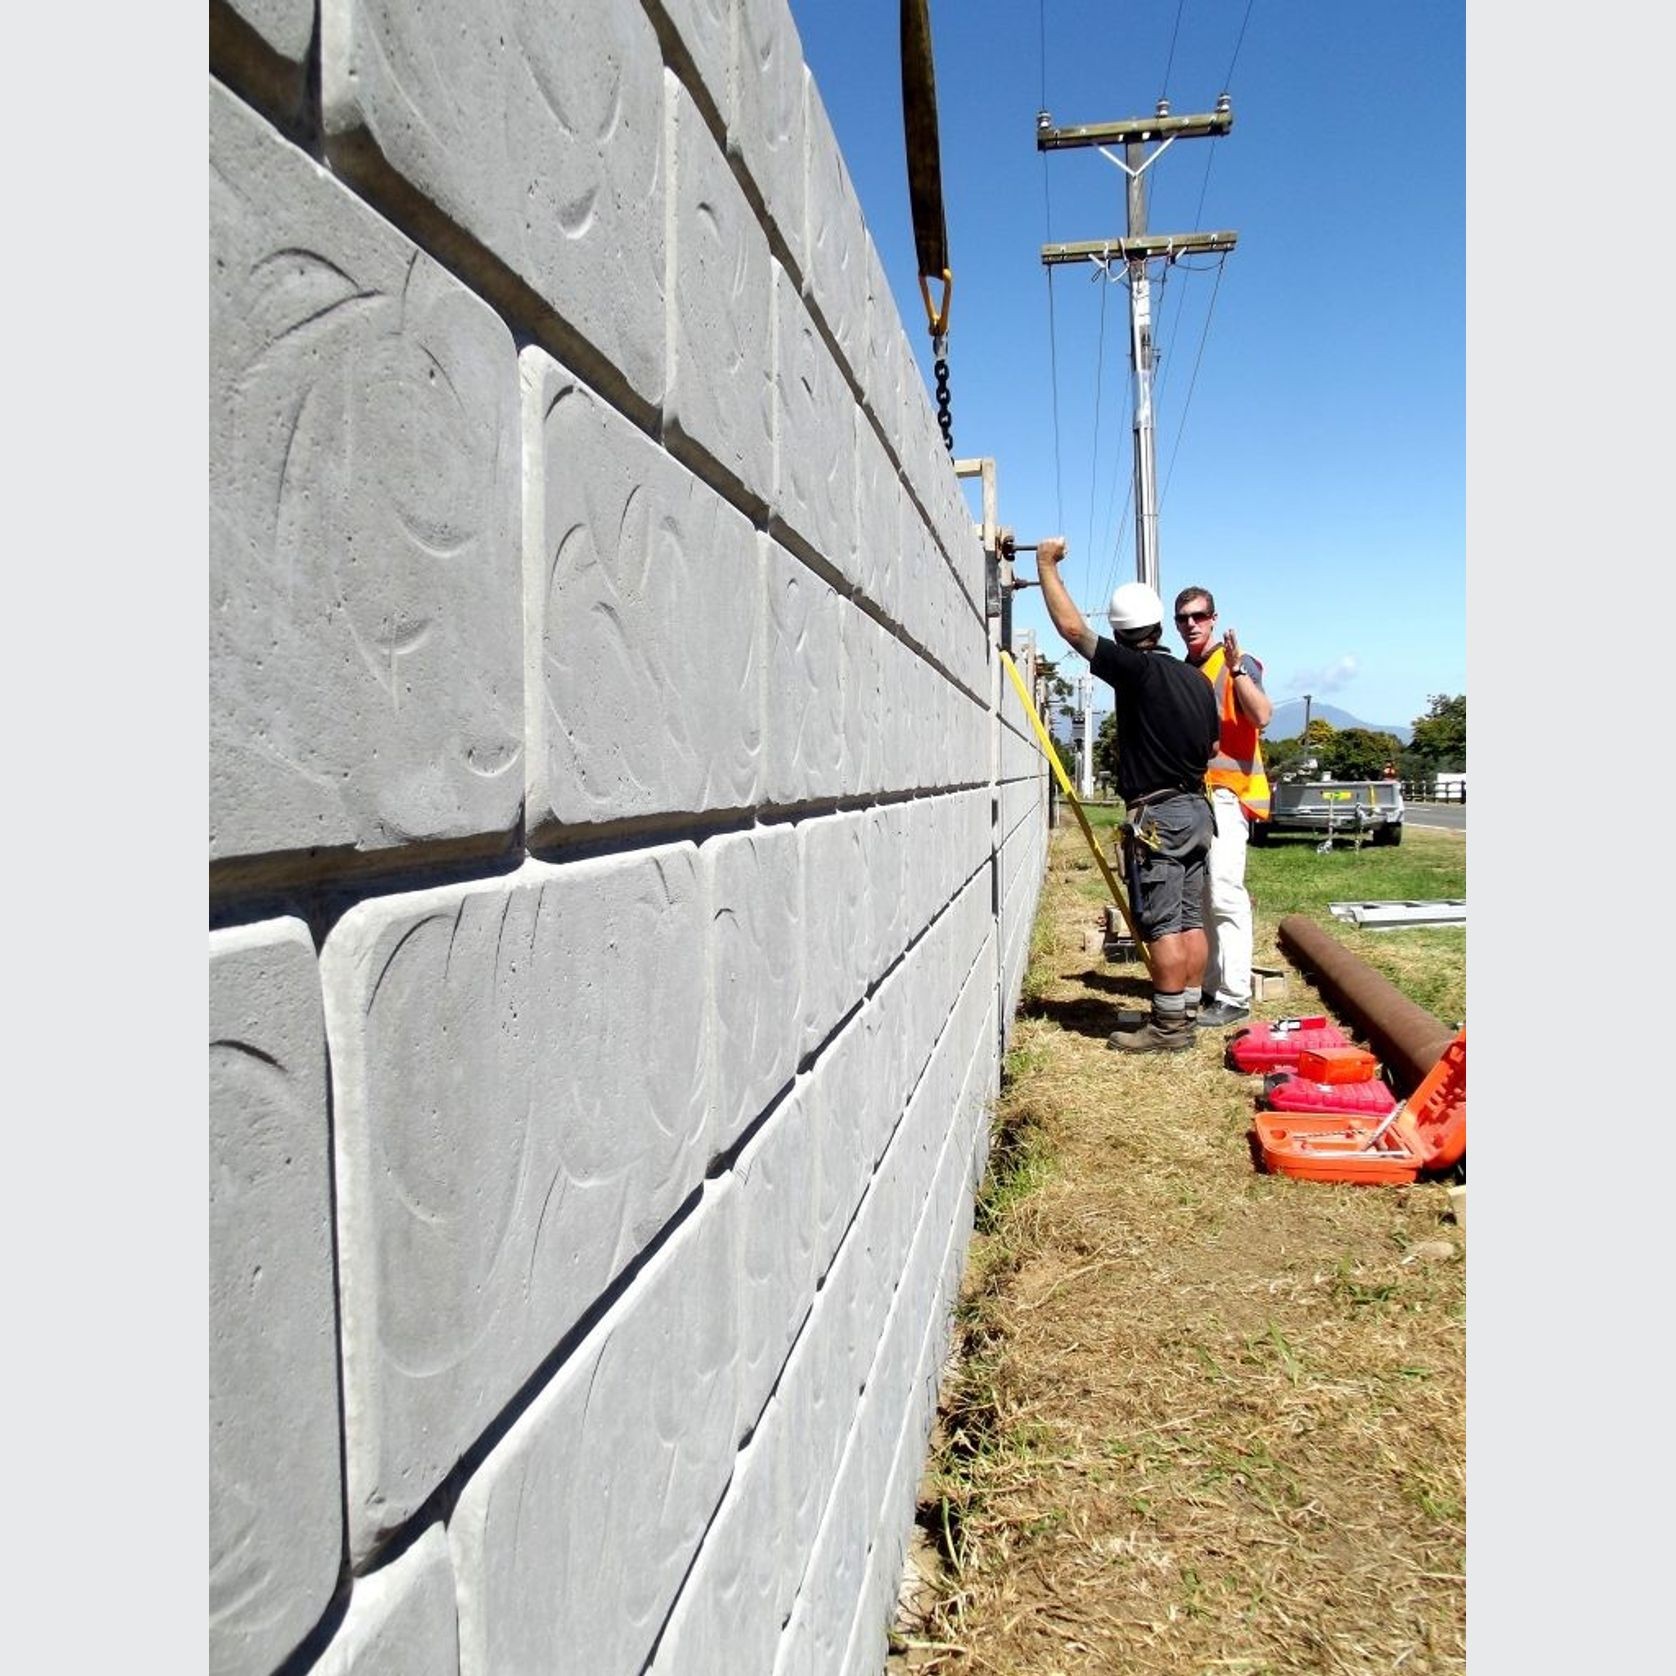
[1201,787,1253,1005]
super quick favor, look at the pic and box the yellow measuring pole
[999,650,1153,976]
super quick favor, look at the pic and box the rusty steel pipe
[1277,915,1457,1097]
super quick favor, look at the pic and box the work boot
[1196,999,1251,1029]
[1112,998,1198,1035]
[1107,1010,1195,1053]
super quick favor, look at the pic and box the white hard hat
[1107,580,1163,633]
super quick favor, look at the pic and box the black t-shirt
[1089,634,1220,801]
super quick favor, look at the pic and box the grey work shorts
[1124,792,1214,941]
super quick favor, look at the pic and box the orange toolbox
[1254,1030,1465,1185]
[1295,1045,1380,1084]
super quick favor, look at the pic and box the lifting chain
[931,334,953,454]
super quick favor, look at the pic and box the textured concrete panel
[763,540,843,804]
[209,919,341,1676]
[523,350,763,830]
[668,80,776,503]
[735,1083,819,1434]
[798,809,869,1060]
[706,825,802,1152]
[309,1525,459,1676]
[648,1388,791,1676]
[322,849,708,1557]
[804,79,868,383]
[656,0,735,130]
[733,0,808,277]
[210,82,521,867]
[840,598,884,798]
[322,0,666,408]
[852,412,898,611]
[450,1188,739,1676]
[775,267,856,573]
[809,1007,875,1291]
[860,235,908,464]
[222,0,313,64]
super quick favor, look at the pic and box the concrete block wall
[209,3,1046,1673]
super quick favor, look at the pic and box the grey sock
[1155,990,1187,1019]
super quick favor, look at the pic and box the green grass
[1243,835,1464,920]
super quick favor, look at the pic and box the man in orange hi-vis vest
[1174,584,1272,1028]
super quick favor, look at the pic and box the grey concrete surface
[521,348,764,832]
[210,82,521,869]
[308,1525,460,1676]
[209,919,341,1676]
[321,849,710,1558]
[449,1185,740,1676]
[322,0,667,410]
[732,0,809,278]
[667,79,777,503]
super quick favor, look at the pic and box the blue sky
[789,0,1464,735]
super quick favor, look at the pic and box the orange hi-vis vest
[1198,646,1271,820]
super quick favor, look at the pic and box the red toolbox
[1254,1030,1466,1185]
[1260,1070,1397,1117]
[1225,1016,1349,1074]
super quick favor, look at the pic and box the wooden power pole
[1037,98,1237,598]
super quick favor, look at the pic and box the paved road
[1406,802,1466,833]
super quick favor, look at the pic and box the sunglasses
[1175,609,1214,626]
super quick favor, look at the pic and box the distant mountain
[1266,699,1412,746]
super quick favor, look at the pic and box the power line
[1160,0,1188,103]
[1159,253,1230,510]
[1083,263,1111,606]
[1223,0,1258,89]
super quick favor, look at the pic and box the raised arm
[1222,628,1272,729]
[1035,537,1097,659]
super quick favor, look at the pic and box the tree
[1264,734,1308,779]
[1409,693,1466,770]
[1094,711,1119,789]
[1320,727,1406,781]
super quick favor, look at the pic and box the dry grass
[889,826,1465,1675]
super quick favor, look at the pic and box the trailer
[1253,779,1404,846]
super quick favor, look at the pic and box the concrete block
[706,825,803,1153]
[867,802,911,971]
[667,79,777,506]
[450,1187,740,1676]
[219,0,313,64]
[778,1426,870,1676]
[522,349,764,832]
[803,78,868,385]
[322,0,666,409]
[860,236,909,465]
[210,81,521,867]
[798,809,870,1060]
[308,1525,459,1676]
[209,918,341,1676]
[809,1013,874,1287]
[840,597,884,799]
[852,410,898,610]
[734,1082,820,1433]
[321,848,709,1558]
[860,984,909,1171]
[774,266,856,574]
[648,1392,792,1676]
[763,539,843,804]
[656,0,736,132]
[732,0,808,277]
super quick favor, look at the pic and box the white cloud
[1281,655,1358,698]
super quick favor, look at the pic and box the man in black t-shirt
[1035,538,1220,1053]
